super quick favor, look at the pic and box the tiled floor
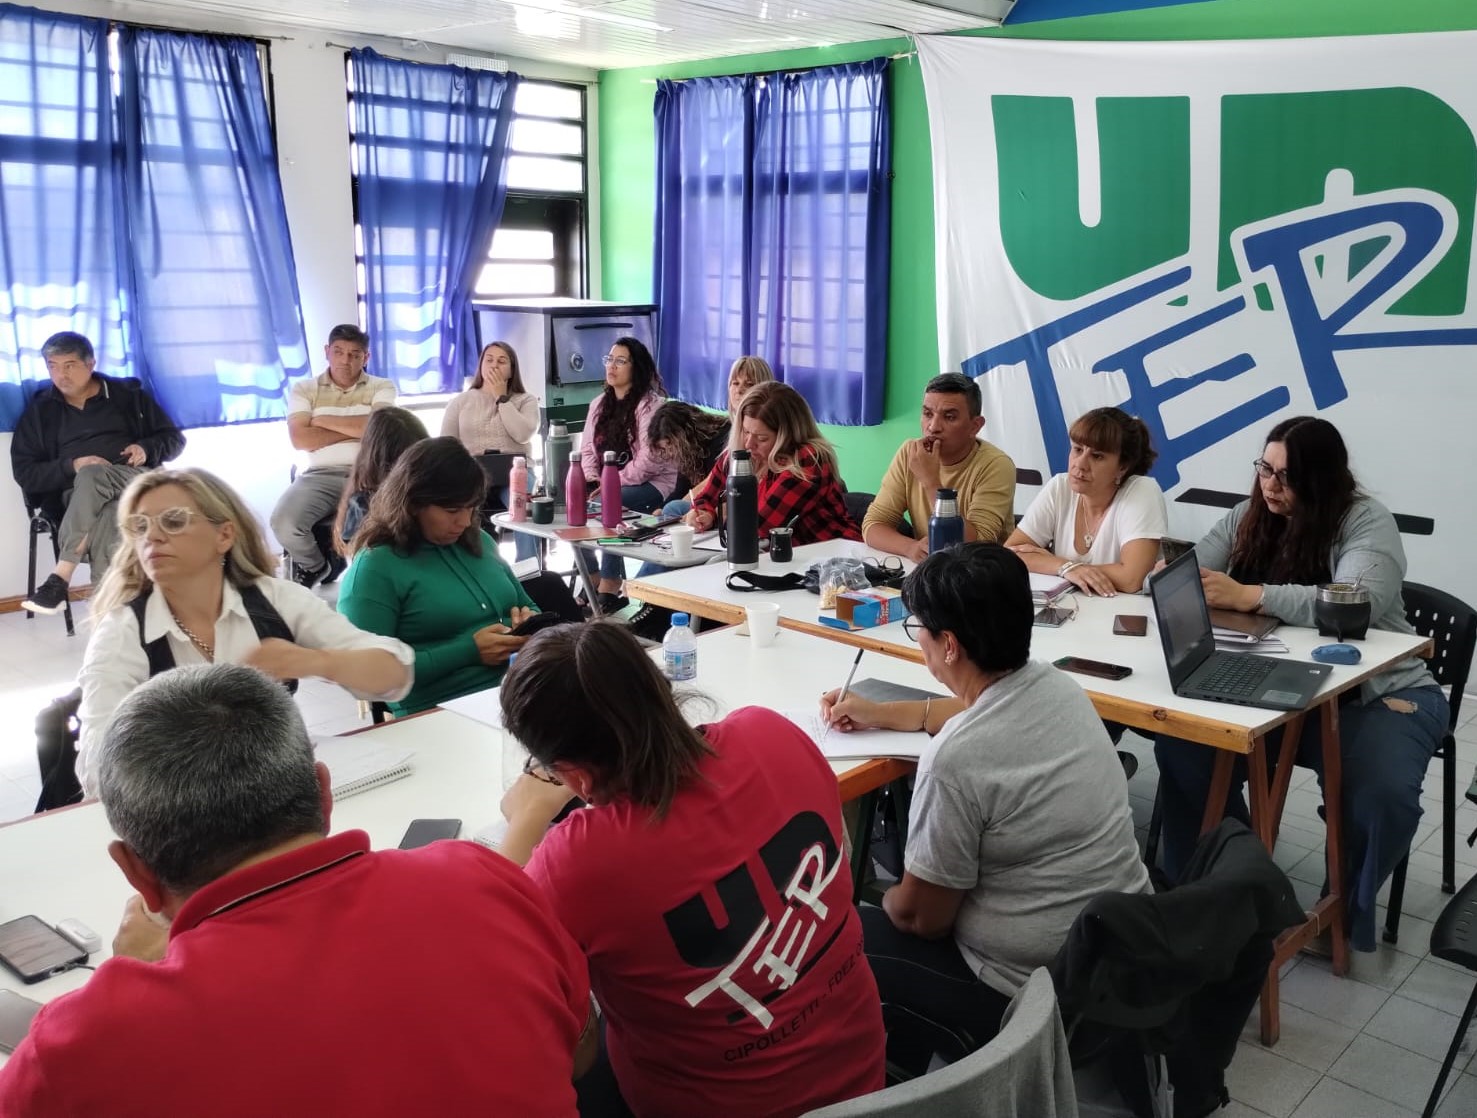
[3,592,1476,1117]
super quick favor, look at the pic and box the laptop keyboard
[1198,654,1276,697]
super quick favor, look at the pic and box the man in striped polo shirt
[271,324,395,586]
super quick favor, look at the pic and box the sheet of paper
[693,532,726,553]
[779,710,928,761]
[1215,638,1289,654]
[440,687,504,730]
[312,737,415,797]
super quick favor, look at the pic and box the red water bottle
[566,462,588,527]
[600,451,622,530]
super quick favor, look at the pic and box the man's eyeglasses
[602,355,630,368]
[902,616,927,642]
[522,755,563,786]
[121,507,204,538]
[1251,459,1292,487]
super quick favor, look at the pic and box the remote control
[53,918,101,955]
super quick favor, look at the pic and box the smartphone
[1033,605,1073,628]
[0,916,89,984]
[510,612,567,638]
[398,818,462,849]
[1113,614,1149,637]
[1053,656,1134,681]
[0,990,43,1053]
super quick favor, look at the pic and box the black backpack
[33,583,295,813]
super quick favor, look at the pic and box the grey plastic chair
[800,967,1079,1118]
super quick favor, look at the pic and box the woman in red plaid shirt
[685,381,860,546]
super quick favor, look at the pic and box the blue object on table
[1311,643,1363,665]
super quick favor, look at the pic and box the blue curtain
[116,28,310,428]
[752,60,891,426]
[651,59,891,425]
[351,49,519,394]
[0,6,126,430]
[653,76,753,409]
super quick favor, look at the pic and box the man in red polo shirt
[0,663,594,1117]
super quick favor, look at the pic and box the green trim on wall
[598,0,1477,493]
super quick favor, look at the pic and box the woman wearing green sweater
[338,437,537,715]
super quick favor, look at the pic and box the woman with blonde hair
[685,381,859,546]
[725,354,774,416]
[76,468,413,793]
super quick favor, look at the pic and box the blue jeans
[634,498,694,580]
[1153,683,1448,951]
[597,482,664,581]
[495,484,538,561]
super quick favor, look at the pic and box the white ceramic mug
[668,524,695,560]
[745,602,781,648]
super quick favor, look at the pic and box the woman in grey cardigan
[1153,416,1447,951]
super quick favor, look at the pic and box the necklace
[1079,497,1112,550]
[171,611,215,662]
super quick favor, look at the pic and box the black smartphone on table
[398,818,462,849]
[1053,656,1133,681]
[1034,605,1073,628]
[0,916,89,984]
[1112,614,1149,637]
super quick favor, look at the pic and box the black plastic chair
[1420,870,1477,1116]
[843,490,874,530]
[26,502,76,637]
[1384,582,1476,944]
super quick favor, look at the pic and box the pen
[821,648,865,746]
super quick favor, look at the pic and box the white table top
[492,510,715,570]
[629,551,1432,751]
[0,627,917,1017]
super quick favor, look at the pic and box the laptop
[1148,549,1331,710]
[477,452,519,489]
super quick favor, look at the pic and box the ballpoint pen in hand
[821,648,865,746]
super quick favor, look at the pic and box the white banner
[919,32,1477,594]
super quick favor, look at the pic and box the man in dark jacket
[11,332,185,611]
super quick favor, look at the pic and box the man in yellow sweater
[861,373,1016,561]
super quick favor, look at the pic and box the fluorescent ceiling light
[501,0,672,33]
[911,0,1016,24]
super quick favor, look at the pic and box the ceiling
[118,0,1017,71]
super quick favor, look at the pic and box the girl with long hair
[1153,416,1447,952]
[685,381,859,546]
[580,336,678,608]
[334,406,429,551]
[77,468,411,792]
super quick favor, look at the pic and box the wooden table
[628,551,1434,1044]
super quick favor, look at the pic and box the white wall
[1,1,597,597]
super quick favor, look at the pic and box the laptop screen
[1150,549,1218,687]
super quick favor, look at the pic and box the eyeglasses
[121,507,205,538]
[1251,459,1292,487]
[902,616,927,642]
[522,754,563,786]
[602,355,630,367]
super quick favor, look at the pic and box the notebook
[313,737,415,799]
[1148,549,1330,711]
[1209,608,1281,644]
[1030,572,1073,605]
[781,710,928,761]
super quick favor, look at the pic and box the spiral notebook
[313,737,415,800]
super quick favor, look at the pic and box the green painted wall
[597,0,1477,493]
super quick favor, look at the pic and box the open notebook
[780,710,928,762]
[313,737,415,800]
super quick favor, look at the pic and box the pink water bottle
[600,451,622,530]
[509,456,530,522]
[566,462,588,527]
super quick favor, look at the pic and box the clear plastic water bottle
[662,612,698,681]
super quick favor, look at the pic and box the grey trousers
[57,463,146,580]
[271,467,349,572]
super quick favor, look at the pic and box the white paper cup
[668,524,695,560]
[745,602,781,648]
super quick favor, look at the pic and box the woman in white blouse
[1004,407,1167,596]
[77,468,413,793]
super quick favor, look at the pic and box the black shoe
[597,593,629,615]
[23,574,70,615]
[628,602,674,640]
[320,552,348,585]
[293,562,327,589]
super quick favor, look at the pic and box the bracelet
[1058,560,1081,577]
[919,697,931,732]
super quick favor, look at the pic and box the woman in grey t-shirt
[1153,416,1446,953]
[822,542,1149,1074]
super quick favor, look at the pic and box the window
[351,74,588,325]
